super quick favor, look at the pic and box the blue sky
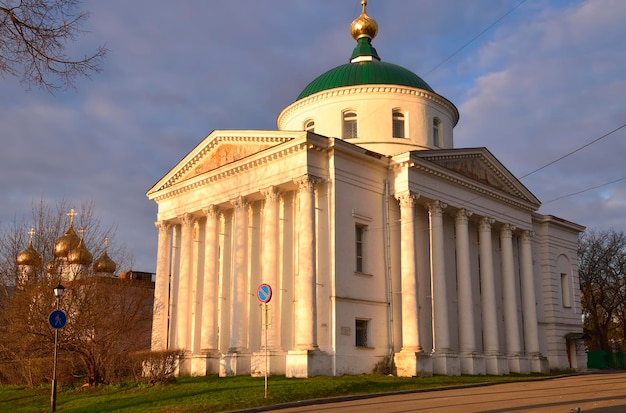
[2,0,624,272]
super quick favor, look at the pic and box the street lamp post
[51,283,65,412]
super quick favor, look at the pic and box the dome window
[392,110,405,138]
[433,117,442,147]
[305,120,315,132]
[342,111,358,139]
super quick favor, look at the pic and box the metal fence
[587,350,626,369]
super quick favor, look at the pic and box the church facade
[147,2,586,378]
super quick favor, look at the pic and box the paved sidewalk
[241,371,626,413]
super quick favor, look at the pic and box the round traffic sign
[49,309,67,329]
[256,283,272,303]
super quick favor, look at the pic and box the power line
[426,0,527,75]
[542,176,626,206]
[520,123,626,179]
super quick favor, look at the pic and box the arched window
[305,120,315,132]
[342,111,358,139]
[433,118,442,147]
[392,110,405,138]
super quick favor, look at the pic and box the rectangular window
[392,111,405,138]
[433,118,441,147]
[343,112,358,139]
[355,319,369,347]
[356,225,364,272]
[561,273,571,308]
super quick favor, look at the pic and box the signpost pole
[256,283,272,399]
[264,303,268,399]
[50,283,65,413]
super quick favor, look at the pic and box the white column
[455,209,476,354]
[294,175,319,350]
[261,186,282,350]
[152,221,171,350]
[190,220,202,353]
[500,224,521,356]
[229,196,249,352]
[520,230,540,355]
[427,201,451,352]
[478,218,499,355]
[169,225,181,349]
[200,206,219,352]
[177,213,194,351]
[396,191,422,352]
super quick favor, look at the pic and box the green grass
[0,373,554,412]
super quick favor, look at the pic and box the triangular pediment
[147,130,301,196]
[413,147,540,206]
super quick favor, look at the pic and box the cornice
[277,85,459,129]
[392,157,538,212]
[150,141,317,203]
[421,151,526,199]
[163,134,291,192]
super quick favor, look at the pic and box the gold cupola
[94,240,116,275]
[54,208,81,258]
[67,238,93,266]
[16,229,42,267]
[350,0,378,41]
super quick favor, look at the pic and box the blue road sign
[257,283,272,303]
[49,310,67,329]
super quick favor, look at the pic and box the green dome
[296,60,434,101]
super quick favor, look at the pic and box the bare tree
[0,0,107,91]
[0,198,152,387]
[579,229,626,352]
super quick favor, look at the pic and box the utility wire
[426,0,527,75]
[542,176,626,205]
[520,123,626,179]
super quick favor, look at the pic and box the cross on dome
[67,208,77,226]
[28,227,36,241]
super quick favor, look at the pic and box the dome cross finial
[28,228,36,242]
[67,208,77,226]
[361,0,367,14]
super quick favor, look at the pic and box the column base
[508,354,530,374]
[394,351,433,377]
[432,351,461,376]
[251,349,286,377]
[219,351,251,377]
[188,351,220,376]
[484,353,510,375]
[460,353,486,375]
[175,351,192,376]
[528,353,550,374]
[285,349,331,378]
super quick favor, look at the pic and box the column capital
[520,229,534,242]
[202,205,220,219]
[395,191,420,208]
[293,174,321,192]
[260,185,281,202]
[230,195,248,210]
[425,200,447,216]
[455,208,473,225]
[155,220,171,233]
[180,213,195,227]
[500,223,516,238]
[478,217,495,231]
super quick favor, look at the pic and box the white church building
[147,1,586,378]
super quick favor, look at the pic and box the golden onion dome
[16,240,42,266]
[54,225,80,258]
[350,0,378,41]
[67,238,93,266]
[94,249,117,274]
